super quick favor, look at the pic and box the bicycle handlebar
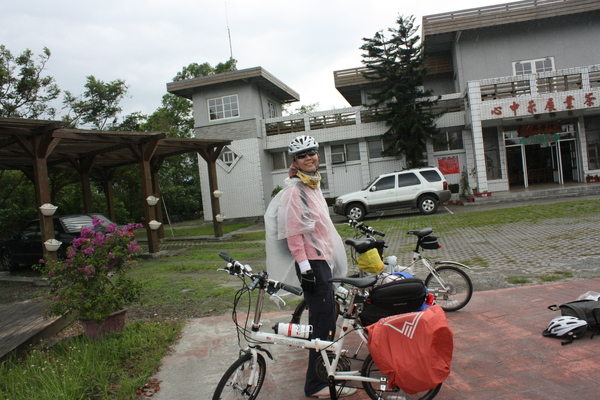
[347,220,385,237]
[218,251,303,296]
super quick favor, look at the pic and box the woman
[265,135,354,398]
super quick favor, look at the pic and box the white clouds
[1,0,509,116]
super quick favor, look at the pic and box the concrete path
[152,278,600,399]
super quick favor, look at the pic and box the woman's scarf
[296,170,321,189]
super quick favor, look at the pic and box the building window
[319,168,329,190]
[584,116,600,170]
[219,146,238,167]
[208,95,239,120]
[434,130,463,152]
[267,102,276,118]
[272,151,293,170]
[513,57,554,76]
[367,139,384,159]
[483,128,502,180]
[331,143,360,164]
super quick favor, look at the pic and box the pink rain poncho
[265,177,348,286]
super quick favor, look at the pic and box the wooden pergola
[0,117,230,255]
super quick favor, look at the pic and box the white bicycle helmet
[543,316,587,344]
[288,135,319,155]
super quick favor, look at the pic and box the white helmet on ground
[288,135,319,155]
[543,316,587,344]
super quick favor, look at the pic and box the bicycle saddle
[345,238,385,253]
[329,274,378,288]
[407,227,433,238]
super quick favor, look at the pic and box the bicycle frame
[240,282,385,394]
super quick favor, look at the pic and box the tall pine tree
[361,15,443,168]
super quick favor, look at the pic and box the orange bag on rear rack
[366,304,453,394]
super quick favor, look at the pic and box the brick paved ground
[141,195,600,293]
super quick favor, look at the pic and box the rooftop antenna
[225,1,234,60]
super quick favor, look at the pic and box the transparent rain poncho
[265,177,348,286]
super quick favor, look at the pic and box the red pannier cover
[366,304,454,394]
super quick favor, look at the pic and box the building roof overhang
[166,66,300,104]
[422,0,600,53]
[0,118,231,171]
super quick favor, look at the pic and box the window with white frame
[267,102,276,118]
[513,57,554,76]
[584,116,600,170]
[434,130,464,152]
[208,94,239,120]
[271,151,293,170]
[331,143,360,164]
[367,139,384,159]
[483,128,502,180]
[219,146,239,167]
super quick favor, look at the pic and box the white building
[167,0,600,220]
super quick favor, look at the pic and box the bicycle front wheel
[361,354,441,400]
[212,352,266,400]
[425,265,473,312]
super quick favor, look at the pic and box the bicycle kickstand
[327,377,338,400]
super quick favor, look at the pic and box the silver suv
[333,167,451,221]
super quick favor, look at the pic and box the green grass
[3,198,597,399]
[0,320,182,400]
[506,276,532,284]
[340,199,600,235]
[537,270,574,282]
[134,221,255,239]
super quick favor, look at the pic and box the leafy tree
[173,58,237,81]
[62,75,129,130]
[0,45,60,119]
[282,102,320,116]
[0,170,37,239]
[360,15,443,168]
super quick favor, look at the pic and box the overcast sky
[2,0,511,118]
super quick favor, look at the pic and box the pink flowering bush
[40,217,143,323]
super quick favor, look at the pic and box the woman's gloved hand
[300,270,317,294]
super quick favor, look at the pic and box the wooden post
[15,131,61,261]
[151,157,165,239]
[138,140,160,253]
[198,146,226,238]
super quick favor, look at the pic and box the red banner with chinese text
[438,157,460,175]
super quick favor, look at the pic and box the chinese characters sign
[486,91,598,119]
[438,156,460,175]
[520,133,560,145]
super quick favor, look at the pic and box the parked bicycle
[212,251,442,400]
[347,220,473,312]
[291,221,473,325]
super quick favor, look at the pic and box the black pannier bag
[360,278,427,326]
[548,300,600,337]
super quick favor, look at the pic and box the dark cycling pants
[295,259,337,396]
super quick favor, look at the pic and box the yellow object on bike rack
[358,248,384,274]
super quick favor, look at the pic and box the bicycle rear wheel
[361,354,441,400]
[425,264,473,312]
[212,352,266,400]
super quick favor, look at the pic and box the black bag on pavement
[548,300,600,337]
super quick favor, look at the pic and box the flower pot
[44,239,62,252]
[467,197,475,203]
[476,192,492,197]
[40,203,58,216]
[82,309,127,340]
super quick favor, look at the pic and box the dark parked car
[0,213,115,271]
